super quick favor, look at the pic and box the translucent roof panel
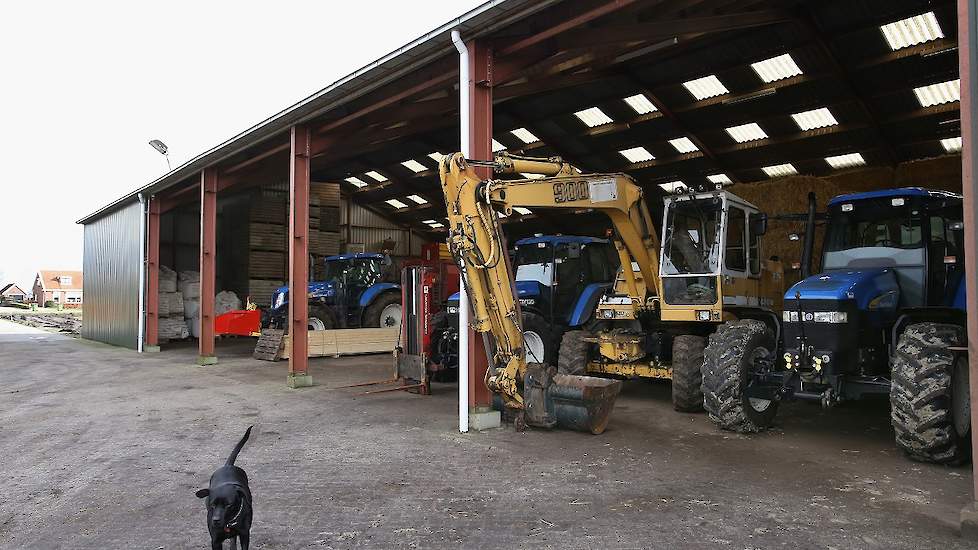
[707,174,732,185]
[491,139,506,152]
[725,122,768,143]
[825,153,866,169]
[623,94,657,115]
[668,137,699,154]
[574,107,614,127]
[406,194,428,204]
[682,75,730,100]
[401,160,428,173]
[941,137,963,153]
[762,163,798,178]
[510,127,540,144]
[750,53,803,83]
[914,79,961,107]
[659,181,687,193]
[513,207,532,215]
[344,176,368,188]
[791,107,839,131]
[385,199,408,209]
[619,146,655,163]
[880,12,944,51]
[365,171,387,182]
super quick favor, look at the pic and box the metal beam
[288,124,312,387]
[956,0,978,530]
[146,196,160,348]
[198,167,218,365]
[497,0,639,57]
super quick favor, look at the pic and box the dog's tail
[226,425,253,466]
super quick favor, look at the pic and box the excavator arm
[439,152,657,431]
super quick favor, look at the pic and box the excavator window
[725,207,747,271]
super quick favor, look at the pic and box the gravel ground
[0,319,974,549]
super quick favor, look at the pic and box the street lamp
[148,139,171,170]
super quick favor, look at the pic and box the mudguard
[359,282,400,308]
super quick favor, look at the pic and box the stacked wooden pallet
[245,182,342,306]
[279,328,399,359]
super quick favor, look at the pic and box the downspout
[137,193,148,353]
[452,29,470,434]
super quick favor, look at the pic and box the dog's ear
[195,488,210,499]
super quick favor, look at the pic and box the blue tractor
[432,235,619,371]
[263,253,402,331]
[702,188,970,464]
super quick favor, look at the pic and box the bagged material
[168,291,184,316]
[159,265,178,293]
[157,293,171,317]
[184,298,200,319]
[178,271,201,299]
[215,291,242,316]
[187,316,201,339]
[158,317,189,340]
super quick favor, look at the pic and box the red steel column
[468,39,494,408]
[198,168,218,365]
[957,0,978,535]
[145,196,161,350]
[288,124,313,388]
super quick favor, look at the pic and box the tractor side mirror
[749,213,768,236]
[950,221,965,231]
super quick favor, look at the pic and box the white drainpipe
[137,193,147,353]
[452,29,470,433]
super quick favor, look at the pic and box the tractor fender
[568,283,612,327]
[890,307,967,355]
[358,283,400,309]
[725,307,782,350]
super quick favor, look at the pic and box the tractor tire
[308,304,336,331]
[702,320,778,433]
[890,322,971,465]
[521,312,555,366]
[557,330,588,376]
[672,335,705,412]
[364,292,402,329]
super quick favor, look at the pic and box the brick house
[33,270,83,308]
[0,283,28,303]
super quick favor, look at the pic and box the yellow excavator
[439,152,784,433]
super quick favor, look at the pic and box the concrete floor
[0,319,974,549]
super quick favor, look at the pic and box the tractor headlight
[447,306,459,315]
[813,311,847,323]
[601,309,615,319]
[782,311,799,322]
[696,310,711,321]
[273,292,286,310]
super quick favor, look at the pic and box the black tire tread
[557,330,588,376]
[890,322,969,465]
[364,292,401,328]
[702,320,775,433]
[672,335,705,412]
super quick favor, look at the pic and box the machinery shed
[77,0,978,524]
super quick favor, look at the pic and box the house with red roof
[33,270,83,308]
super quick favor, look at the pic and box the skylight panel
[619,146,655,163]
[406,194,428,205]
[881,12,944,51]
[574,107,614,127]
[510,127,540,144]
[428,222,445,228]
[401,159,428,173]
[513,207,532,215]
[385,199,408,209]
[707,174,732,185]
[345,176,368,188]
[427,152,445,162]
[750,53,803,83]
[725,122,768,143]
[914,79,960,107]
[365,171,387,182]
[941,136,963,153]
[825,153,866,169]
[492,139,506,152]
[791,107,839,131]
[659,181,687,193]
[520,173,546,179]
[682,75,729,100]
[762,163,798,178]
[624,94,657,115]
[668,137,699,154]
[422,219,438,224]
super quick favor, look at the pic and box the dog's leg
[239,531,250,550]
[211,541,222,550]
[229,537,238,550]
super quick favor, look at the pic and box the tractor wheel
[557,330,588,376]
[672,335,705,412]
[702,320,778,433]
[308,304,336,331]
[364,292,402,329]
[521,312,555,366]
[891,322,971,465]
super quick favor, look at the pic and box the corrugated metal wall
[342,200,429,256]
[82,200,142,348]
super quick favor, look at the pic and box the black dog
[196,426,254,550]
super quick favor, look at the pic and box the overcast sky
[0,0,484,291]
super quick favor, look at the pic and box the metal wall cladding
[82,200,141,348]
[343,201,402,229]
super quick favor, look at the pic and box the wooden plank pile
[278,328,399,359]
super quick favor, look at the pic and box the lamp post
[148,139,171,171]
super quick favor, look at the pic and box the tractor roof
[828,188,962,207]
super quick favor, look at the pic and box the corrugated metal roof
[77,0,560,224]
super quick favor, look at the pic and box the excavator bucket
[523,365,622,434]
